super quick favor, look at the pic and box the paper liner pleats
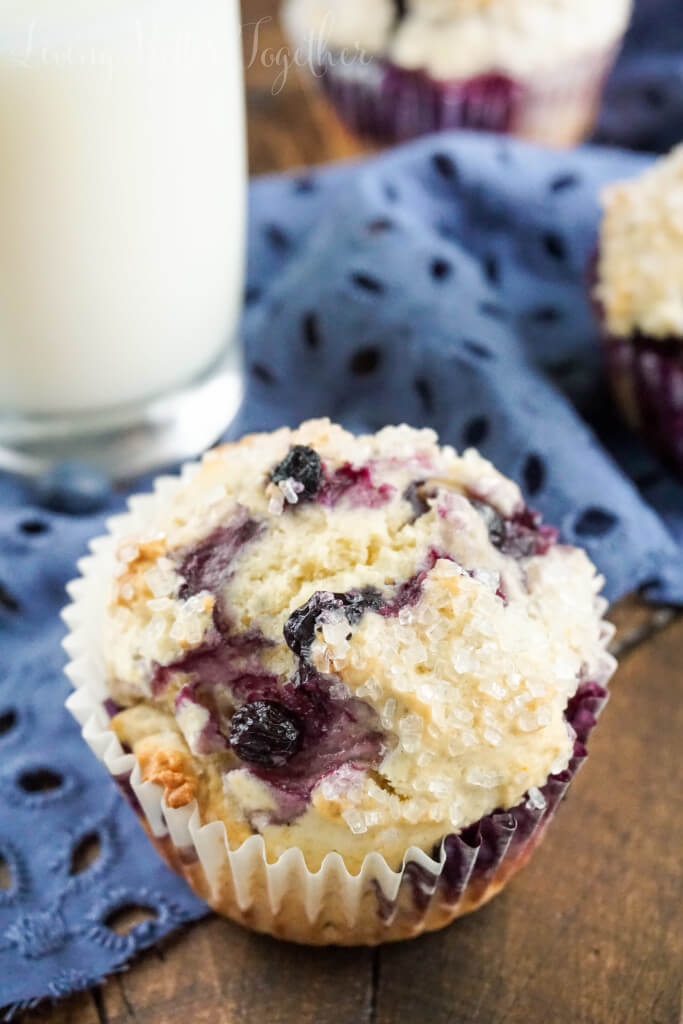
[604,335,683,477]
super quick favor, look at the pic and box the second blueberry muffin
[595,146,683,477]
[283,0,632,146]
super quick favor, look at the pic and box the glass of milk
[0,0,246,477]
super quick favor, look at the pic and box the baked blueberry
[270,445,322,497]
[230,700,302,767]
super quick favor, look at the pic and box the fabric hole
[430,258,453,281]
[0,710,17,736]
[367,217,394,233]
[643,85,666,109]
[0,583,20,613]
[482,254,500,286]
[542,231,567,262]
[433,153,459,181]
[265,224,290,251]
[638,576,662,597]
[103,904,158,936]
[549,172,579,193]
[70,832,102,875]
[302,312,322,350]
[523,454,546,496]
[293,175,316,193]
[20,519,49,535]
[250,363,277,386]
[574,507,619,538]
[0,856,11,891]
[18,768,63,793]
[351,272,384,294]
[532,306,563,324]
[350,348,382,375]
[463,416,489,447]
[463,340,493,360]
[245,285,262,306]
[479,301,506,319]
[414,377,434,414]
[549,358,579,376]
[635,470,663,491]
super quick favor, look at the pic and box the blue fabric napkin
[595,0,683,153]
[237,138,683,604]
[2,0,683,1011]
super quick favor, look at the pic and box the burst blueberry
[229,700,302,767]
[472,499,557,559]
[270,445,322,498]
[471,499,507,548]
[284,589,382,659]
[284,592,340,658]
[403,480,431,520]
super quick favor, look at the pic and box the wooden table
[28,4,683,1021]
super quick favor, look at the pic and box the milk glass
[0,0,246,476]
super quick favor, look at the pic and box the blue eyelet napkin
[2,0,683,1012]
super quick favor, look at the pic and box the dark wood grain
[22,3,683,1022]
[97,924,374,1024]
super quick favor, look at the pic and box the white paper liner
[62,453,613,945]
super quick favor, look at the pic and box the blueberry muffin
[595,146,683,477]
[283,0,632,146]
[68,420,615,944]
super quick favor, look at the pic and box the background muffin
[595,146,683,477]
[67,420,615,944]
[283,0,632,146]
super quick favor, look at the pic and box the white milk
[0,0,246,414]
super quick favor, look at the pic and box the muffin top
[285,0,631,79]
[106,420,614,871]
[596,146,683,340]
[285,0,396,58]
